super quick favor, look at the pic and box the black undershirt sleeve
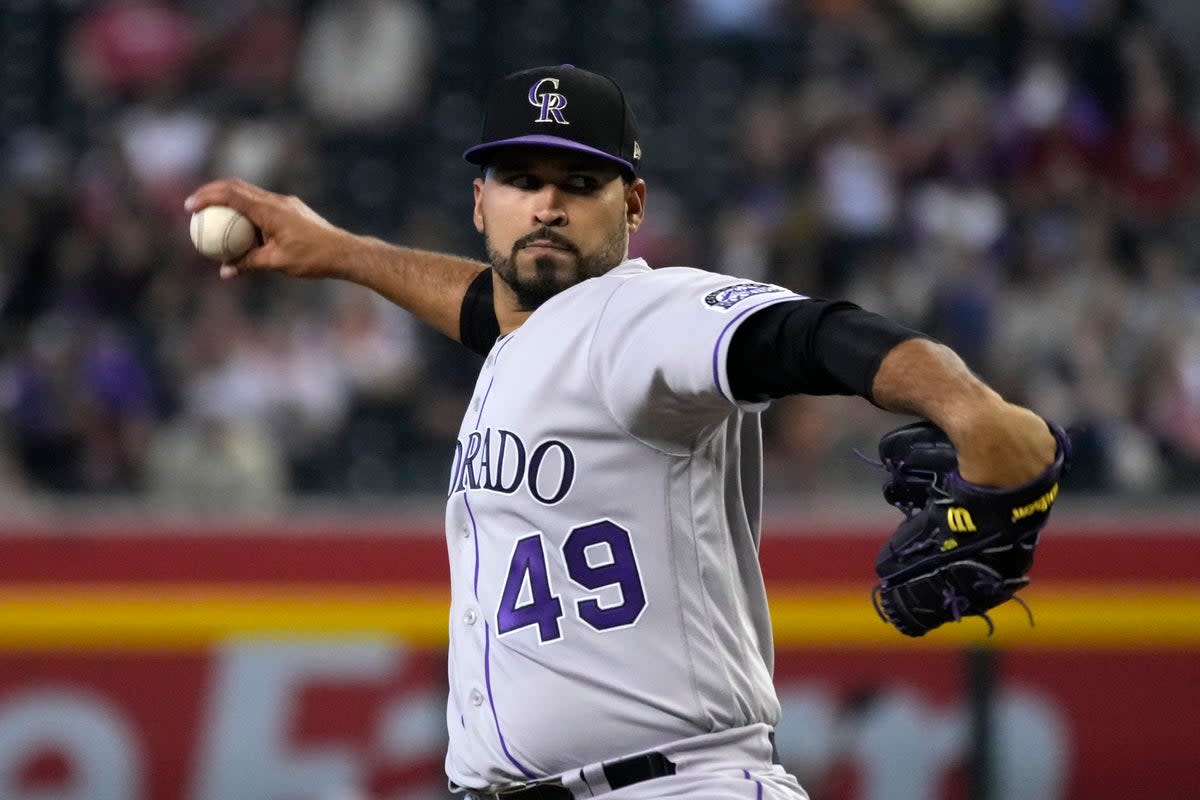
[459,268,501,356]
[727,298,928,405]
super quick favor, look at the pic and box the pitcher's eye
[563,174,600,194]
[507,174,541,191]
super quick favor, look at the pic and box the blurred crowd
[1,0,1199,512]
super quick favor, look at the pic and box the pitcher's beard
[491,252,570,311]
[487,222,628,311]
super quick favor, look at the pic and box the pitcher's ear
[473,177,486,233]
[626,178,646,233]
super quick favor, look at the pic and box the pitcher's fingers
[226,240,281,273]
[185,179,277,220]
[219,265,239,280]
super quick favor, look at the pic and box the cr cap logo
[529,77,569,124]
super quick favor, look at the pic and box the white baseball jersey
[443,258,807,795]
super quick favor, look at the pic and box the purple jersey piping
[465,495,481,597]
[742,769,764,799]
[475,335,515,429]
[485,620,537,780]
[463,334,533,780]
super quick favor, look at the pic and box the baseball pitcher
[187,65,1067,800]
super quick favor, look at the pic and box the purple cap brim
[463,134,635,174]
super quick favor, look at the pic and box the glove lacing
[853,448,946,519]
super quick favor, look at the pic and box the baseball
[189,205,260,262]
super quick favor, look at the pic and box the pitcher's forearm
[337,234,489,342]
[871,339,1002,432]
[871,338,1055,486]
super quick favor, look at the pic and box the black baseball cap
[464,64,641,177]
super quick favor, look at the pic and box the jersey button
[461,524,471,538]
[470,689,484,706]
[464,608,478,625]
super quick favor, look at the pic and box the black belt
[476,752,677,800]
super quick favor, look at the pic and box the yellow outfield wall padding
[0,583,1198,650]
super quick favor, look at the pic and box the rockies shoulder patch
[703,282,785,310]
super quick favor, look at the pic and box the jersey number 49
[496,520,647,644]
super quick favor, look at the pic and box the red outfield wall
[0,520,1197,800]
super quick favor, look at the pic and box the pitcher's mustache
[515,228,578,254]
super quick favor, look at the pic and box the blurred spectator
[172,289,276,427]
[4,127,73,200]
[78,323,156,491]
[896,0,1012,79]
[628,186,701,270]
[116,86,216,215]
[74,133,139,237]
[1128,239,1200,338]
[910,181,1007,253]
[762,394,882,494]
[813,106,899,293]
[261,309,348,490]
[146,409,287,514]
[64,0,199,102]
[296,0,433,132]
[897,0,1006,32]
[679,0,783,37]
[90,205,163,319]
[0,313,89,491]
[1145,0,1200,77]
[711,86,795,282]
[925,73,1009,185]
[0,436,30,508]
[295,0,435,232]
[923,246,1000,373]
[1008,49,1108,208]
[1138,325,1200,490]
[327,284,422,399]
[211,117,290,188]
[1019,0,1123,38]
[1106,31,1200,228]
[207,0,302,112]
[0,190,50,326]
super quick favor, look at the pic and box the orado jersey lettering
[447,427,576,505]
